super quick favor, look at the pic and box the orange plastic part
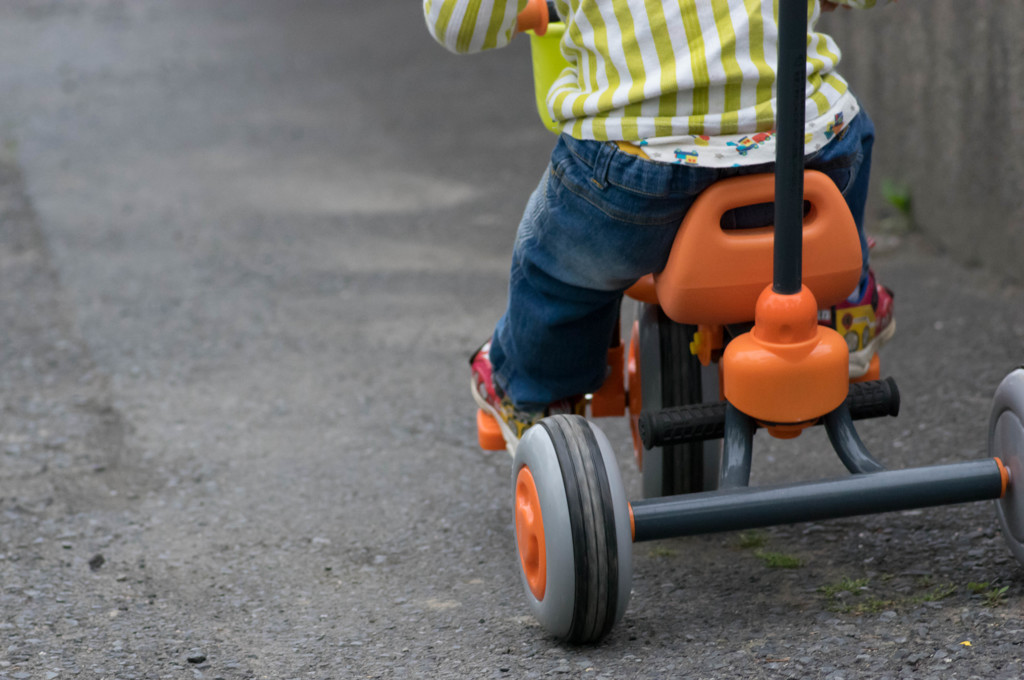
[761,421,817,440]
[627,322,642,419]
[516,0,549,35]
[627,321,644,470]
[625,274,658,305]
[995,457,1010,498]
[515,466,547,600]
[723,285,849,427]
[655,171,861,326]
[591,343,626,417]
[476,409,506,452]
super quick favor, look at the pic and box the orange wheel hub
[515,466,547,600]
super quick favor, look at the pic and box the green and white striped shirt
[424,0,881,145]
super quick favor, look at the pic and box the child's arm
[423,0,528,54]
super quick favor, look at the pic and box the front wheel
[631,303,721,498]
[512,415,632,643]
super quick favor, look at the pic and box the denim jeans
[490,110,876,409]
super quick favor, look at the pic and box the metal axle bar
[631,459,1006,543]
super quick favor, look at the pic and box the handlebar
[638,378,901,449]
[517,0,555,36]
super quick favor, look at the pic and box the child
[424,0,895,452]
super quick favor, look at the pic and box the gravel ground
[2,142,1023,679]
[0,2,1022,679]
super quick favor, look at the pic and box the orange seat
[629,171,861,326]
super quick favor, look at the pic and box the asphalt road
[0,2,1022,679]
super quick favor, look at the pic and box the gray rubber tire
[635,303,721,498]
[512,415,632,643]
[989,367,1024,566]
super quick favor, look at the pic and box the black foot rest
[639,377,900,449]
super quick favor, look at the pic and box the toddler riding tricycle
[471,0,1024,644]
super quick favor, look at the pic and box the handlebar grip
[638,401,729,448]
[639,378,901,449]
[639,402,727,450]
[848,376,901,420]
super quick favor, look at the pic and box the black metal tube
[773,0,808,295]
[824,402,886,474]
[631,459,1005,543]
[720,403,754,488]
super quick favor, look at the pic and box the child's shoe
[470,340,584,456]
[819,270,895,379]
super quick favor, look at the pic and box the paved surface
[0,2,1022,679]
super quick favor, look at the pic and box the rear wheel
[512,415,632,643]
[631,303,721,498]
[989,368,1024,566]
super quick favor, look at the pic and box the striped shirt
[424,0,881,145]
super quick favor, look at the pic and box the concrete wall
[822,2,1024,282]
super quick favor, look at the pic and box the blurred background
[826,2,1024,282]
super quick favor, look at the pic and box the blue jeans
[490,110,876,409]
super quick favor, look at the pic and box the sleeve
[423,0,528,54]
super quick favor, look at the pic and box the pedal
[477,409,506,451]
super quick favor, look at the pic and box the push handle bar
[639,378,901,449]
[773,0,808,294]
